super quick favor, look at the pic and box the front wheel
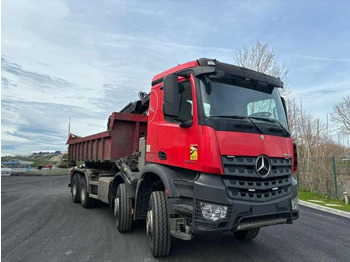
[234,227,260,240]
[147,191,171,257]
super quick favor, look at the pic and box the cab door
[157,75,200,171]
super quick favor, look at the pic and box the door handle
[158,151,167,160]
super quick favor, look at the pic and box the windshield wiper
[210,115,246,119]
[210,115,264,134]
[249,117,290,136]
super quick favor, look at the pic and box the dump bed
[67,112,147,164]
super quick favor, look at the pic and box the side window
[247,99,279,120]
[165,81,193,123]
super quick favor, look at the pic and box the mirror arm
[173,116,185,123]
[172,117,193,128]
[179,120,193,128]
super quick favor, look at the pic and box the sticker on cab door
[190,145,198,160]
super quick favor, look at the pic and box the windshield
[199,74,289,130]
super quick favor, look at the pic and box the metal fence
[297,157,350,199]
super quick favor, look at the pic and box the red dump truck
[67,58,299,257]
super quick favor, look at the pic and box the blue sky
[2,0,350,155]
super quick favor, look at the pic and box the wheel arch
[109,174,124,206]
[134,164,181,220]
[109,173,136,208]
[137,164,181,197]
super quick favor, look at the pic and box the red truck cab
[144,58,298,234]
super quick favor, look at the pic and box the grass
[299,190,350,213]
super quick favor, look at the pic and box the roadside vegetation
[299,190,350,213]
[1,153,68,168]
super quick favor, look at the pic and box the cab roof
[151,58,283,88]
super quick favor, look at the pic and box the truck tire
[71,174,81,203]
[80,176,95,208]
[146,191,171,257]
[115,184,133,232]
[234,228,260,240]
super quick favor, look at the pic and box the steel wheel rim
[114,198,120,217]
[146,209,153,236]
[72,182,77,196]
[115,197,120,226]
[81,183,86,202]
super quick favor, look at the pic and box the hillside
[1,153,68,168]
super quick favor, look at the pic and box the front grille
[222,156,292,178]
[222,156,292,202]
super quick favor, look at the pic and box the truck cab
[144,57,299,236]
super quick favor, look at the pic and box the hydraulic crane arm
[107,92,150,130]
[120,91,150,114]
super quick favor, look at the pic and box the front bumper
[170,172,299,233]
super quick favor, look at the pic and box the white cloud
[2,0,350,155]
[297,55,350,63]
[293,79,350,121]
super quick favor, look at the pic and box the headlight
[292,196,299,211]
[199,202,228,221]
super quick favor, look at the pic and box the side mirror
[163,75,180,117]
[281,97,287,116]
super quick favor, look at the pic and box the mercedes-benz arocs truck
[67,58,299,257]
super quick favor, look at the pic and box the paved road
[2,176,350,262]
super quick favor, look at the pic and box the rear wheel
[147,191,171,257]
[234,228,260,240]
[71,174,81,203]
[80,176,95,208]
[114,184,133,232]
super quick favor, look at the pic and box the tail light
[292,143,298,173]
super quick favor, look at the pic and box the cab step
[89,193,99,199]
[174,204,193,216]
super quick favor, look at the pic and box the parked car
[37,164,53,170]
[1,164,12,176]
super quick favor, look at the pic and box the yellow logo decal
[190,145,198,160]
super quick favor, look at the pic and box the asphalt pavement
[1,175,350,262]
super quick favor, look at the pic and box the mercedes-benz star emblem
[256,155,271,177]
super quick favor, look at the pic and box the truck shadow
[131,220,283,262]
[86,204,286,262]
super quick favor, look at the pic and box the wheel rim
[114,197,120,217]
[72,181,76,196]
[115,197,120,226]
[146,209,153,236]
[81,182,86,202]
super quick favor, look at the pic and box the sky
[1,0,350,155]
